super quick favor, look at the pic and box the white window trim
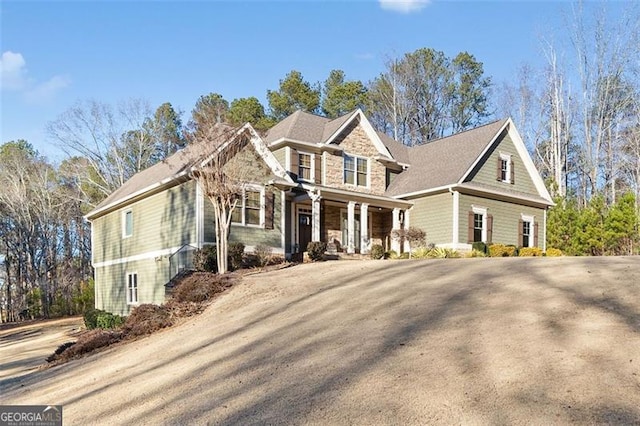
[343,153,369,188]
[521,214,535,248]
[500,152,512,184]
[472,206,488,243]
[126,272,138,305]
[297,151,315,183]
[231,184,265,228]
[122,209,133,239]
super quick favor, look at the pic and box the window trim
[126,272,138,305]
[343,153,369,188]
[297,151,315,182]
[521,214,535,248]
[231,184,265,228]
[472,206,488,243]
[122,209,133,239]
[499,152,512,184]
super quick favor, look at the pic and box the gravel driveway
[2,257,639,425]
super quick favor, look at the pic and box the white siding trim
[93,243,199,268]
[452,190,459,246]
[285,146,291,172]
[281,190,287,254]
[196,182,204,248]
[543,209,547,252]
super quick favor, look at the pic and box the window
[497,153,513,184]
[298,153,313,181]
[500,159,509,181]
[474,213,483,242]
[344,154,367,187]
[468,207,492,243]
[126,273,138,304]
[122,209,133,238]
[520,215,535,248]
[522,220,531,248]
[232,186,264,227]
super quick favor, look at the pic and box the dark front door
[299,213,312,252]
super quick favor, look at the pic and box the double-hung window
[473,213,484,242]
[127,272,138,304]
[298,153,313,181]
[498,153,513,184]
[521,215,535,248]
[232,186,264,227]
[343,154,367,187]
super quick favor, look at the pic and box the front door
[299,213,312,252]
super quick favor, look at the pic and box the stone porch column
[360,203,369,254]
[311,192,322,242]
[347,201,356,254]
[403,209,411,253]
[391,207,401,253]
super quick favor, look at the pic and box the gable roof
[384,119,509,197]
[86,124,293,220]
[384,118,553,204]
[264,109,393,160]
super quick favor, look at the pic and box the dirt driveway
[0,316,83,381]
[1,257,639,425]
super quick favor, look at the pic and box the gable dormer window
[344,154,368,187]
[497,153,514,184]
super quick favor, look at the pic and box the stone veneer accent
[324,119,387,196]
[322,203,391,252]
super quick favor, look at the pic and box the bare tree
[187,123,255,274]
[47,99,158,206]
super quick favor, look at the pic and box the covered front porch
[290,186,413,255]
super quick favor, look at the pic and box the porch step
[335,252,370,261]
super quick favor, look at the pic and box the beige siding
[458,194,545,246]
[469,133,538,194]
[272,147,287,170]
[92,180,197,263]
[95,258,168,316]
[410,193,453,245]
[229,189,284,251]
[324,121,386,195]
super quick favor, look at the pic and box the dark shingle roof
[377,131,411,165]
[87,141,209,218]
[384,119,508,197]
[264,109,360,145]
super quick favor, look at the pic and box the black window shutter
[518,219,524,247]
[510,160,515,185]
[265,191,275,230]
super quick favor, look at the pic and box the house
[86,110,553,315]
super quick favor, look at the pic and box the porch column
[347,201,356,254]
[403,209,411,253]
[311,193,322,242]
[391,207,401,253]
[360,203,369,254]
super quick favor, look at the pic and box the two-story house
[86,110,553,315]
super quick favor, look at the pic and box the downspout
[449,188,459,249]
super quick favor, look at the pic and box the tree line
[1,2,638,322]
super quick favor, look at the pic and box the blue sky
[0,0,601,161]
